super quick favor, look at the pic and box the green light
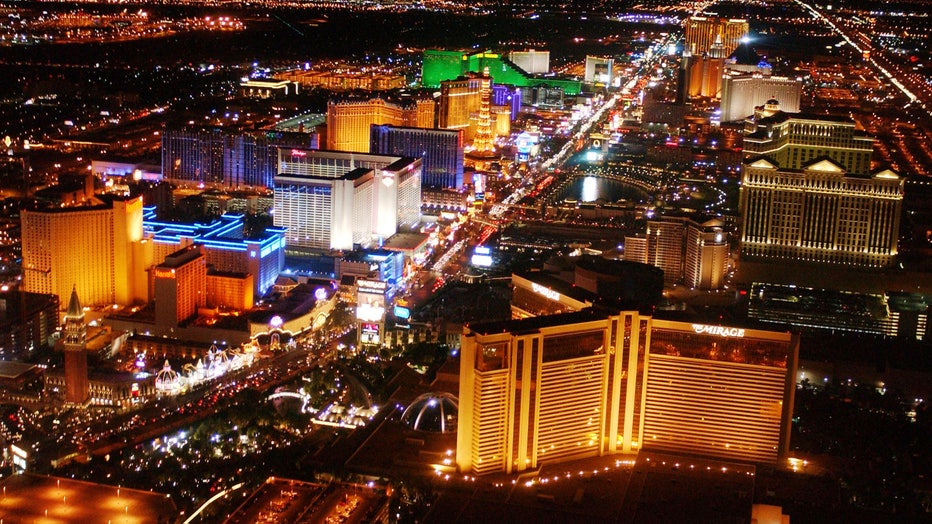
[421,49,581,95]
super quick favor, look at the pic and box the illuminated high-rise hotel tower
[684,16,748,56]
[456,310,798,475]
[624,217,728,290]
[686,35,727,99]
[370,124,465,189]
[274,149,422,250]
[720,75,802,123]
[743,106,874,175]
[326,97,435,153]
[439,74,483,140]
[739,157,902,268]
[22,195,146,308]
[739,108,902,269]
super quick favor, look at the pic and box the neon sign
[394,305,410,319]
[382,172,395,187]
[153,268,175,279]
[358,279,387,293]
[290,149,307,157]
[531,282,560,301]
[692,324,745,338]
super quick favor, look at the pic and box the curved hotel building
[456,310,798,475]
[456,275,798,475]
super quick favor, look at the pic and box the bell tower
[63,286,89,405]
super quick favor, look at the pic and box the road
[794,0,931,120]
[39,337,332,466]
[396,33,680,304]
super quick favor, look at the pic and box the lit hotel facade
[684,16,748,56]
[456,309,798,475]
[720,75,802,123]
[370,124,464,190]
[161,127,316,188]
[326,97,435,153]
[22,196,146,308]
[743,110,874,176]
[624,217,728,290]
[22,194,283,314]
[739,157,903,268]
[274,149,421,251]
[141,207,285,299]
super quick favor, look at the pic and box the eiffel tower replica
[465,67,499,170]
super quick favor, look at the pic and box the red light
[739,290,747,295]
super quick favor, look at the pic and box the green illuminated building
[422,49,581,95]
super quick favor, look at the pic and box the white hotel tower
[273,149,422,251]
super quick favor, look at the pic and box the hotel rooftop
[142,206,286,255]
[0,474,175,523]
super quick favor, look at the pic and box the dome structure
[401,392,458,433]
[155,360,181,392]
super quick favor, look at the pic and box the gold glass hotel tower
[22,196,145,308]
[684,16,748,55]
[456,310,798,475]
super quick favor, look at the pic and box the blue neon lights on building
[142,206,286,298]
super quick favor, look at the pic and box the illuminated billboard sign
[515,132,538,163]
[691,324,746,338]
[471,246,493,267]
[516,132,537,153]
[357,279,387,294]
[360,323,380,345]
[357,279,387,322]
[11,443,27,472]
[394,305,411,320]
[11,444,26,459]
[357,301,385,322]
[474,172,486,194]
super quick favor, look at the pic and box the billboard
[360,323,381,345]
[357,279,387,322]
[471,245,493,267]
[515,132,538,163]
[394,305,411,320]
[11,444,27,472]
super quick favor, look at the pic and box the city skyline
[0,0,930,521]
